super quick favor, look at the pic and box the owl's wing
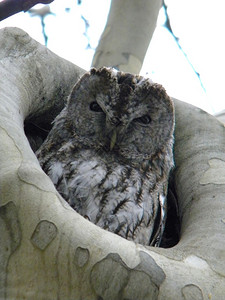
[44,160,71,201]
[150,193,167,247]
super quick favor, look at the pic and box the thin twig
[163,1,206,92]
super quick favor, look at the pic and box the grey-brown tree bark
[0,26,225,300]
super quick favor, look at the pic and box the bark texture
[92,0,162,73]
[0,27,225,300]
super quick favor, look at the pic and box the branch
[0,0,54,21]
[92,0,162,73]
[162,1,206,92]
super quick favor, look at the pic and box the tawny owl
[36,67,175,246]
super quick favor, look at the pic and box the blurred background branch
[0,0,54,21]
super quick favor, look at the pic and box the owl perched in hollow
[36,67,175,246]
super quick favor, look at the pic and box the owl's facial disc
[88,100,153,159]
[70,72,174,163]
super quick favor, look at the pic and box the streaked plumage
[36,67,174,246]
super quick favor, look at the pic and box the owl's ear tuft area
[117,72,137,90]
[90,68,97,75]
[96,67,115,79]
[149,83,171,102]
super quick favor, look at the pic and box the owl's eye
[90,101,103,112]
[134,115,151,125]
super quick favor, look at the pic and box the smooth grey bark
[92,0,162,73]
[215,110,225,124]
[0,27,225,300]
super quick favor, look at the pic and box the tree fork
[0,27,224,300]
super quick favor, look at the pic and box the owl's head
[65,67,174,169]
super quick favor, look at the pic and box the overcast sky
[1,0,224,115]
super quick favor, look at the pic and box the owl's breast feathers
[45,149,167,246]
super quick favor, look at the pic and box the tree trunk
[0,27,224,299]
[92,0,162,73]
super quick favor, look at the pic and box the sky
[0,0,224,115]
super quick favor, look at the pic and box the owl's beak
[110,129,117,151]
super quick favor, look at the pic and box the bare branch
[0,0,54,21]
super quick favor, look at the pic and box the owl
[36,67,175,246]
